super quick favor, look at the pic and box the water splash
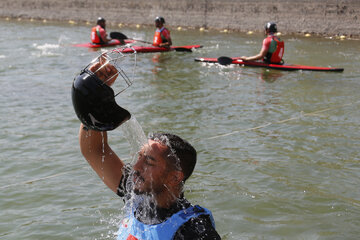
[149,133,182,172]
[32,43,61,57]
[58,34,70,47]
[120,116,147,162]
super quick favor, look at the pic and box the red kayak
[72,39,135,48]
[118,45,202,53]
[195,57,344,72]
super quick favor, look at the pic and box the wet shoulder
[173,214,221,240]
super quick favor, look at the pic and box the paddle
[110,31,192,52]
[108,32,127,45]
[172,47,192,52]
[110,32,128,40]
[217,56,235,65]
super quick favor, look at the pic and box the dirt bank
[1,0,359,37]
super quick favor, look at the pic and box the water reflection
[260,69,283,83]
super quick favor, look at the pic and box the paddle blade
[173,47,192,52]
[217,56,234,65]
[110,32,128,40]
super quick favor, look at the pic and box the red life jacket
[153,27,168,46]
[91,26,103,44]
[265,36,284,63]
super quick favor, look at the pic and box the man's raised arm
[79,125,124,193]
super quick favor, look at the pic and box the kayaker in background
[153,16,172,47]
[91,17,111,44]
[75,58,221,239]
[240,22,285,64]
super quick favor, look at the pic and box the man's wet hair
[149,133,196,182]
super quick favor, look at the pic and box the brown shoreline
[1,0,359,38]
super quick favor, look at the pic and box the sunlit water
[1,19,360,240]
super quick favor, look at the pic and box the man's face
[132,140,171,195]
[99,21,106,29]
[155,21,162,28]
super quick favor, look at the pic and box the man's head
[265,22,277,34]
[97,17,106,28]
[132,133,197,196]
[150,133,196,182]
[155,16,165,28]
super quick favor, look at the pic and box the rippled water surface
[1,19,360,240]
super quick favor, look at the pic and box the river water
[1,19,359,240]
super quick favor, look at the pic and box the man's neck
[154,190,181,209]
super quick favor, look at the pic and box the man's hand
[239,56,248,61]
[89,55,118,86]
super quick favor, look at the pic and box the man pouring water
[72,51,221,239]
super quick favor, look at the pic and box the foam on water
[31,43,62,57]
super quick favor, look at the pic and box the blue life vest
[116,205,215,240]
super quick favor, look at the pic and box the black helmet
[265,22,277,33]
[97,17,106,25]
[155,16,165,24]
[71,69,131,131]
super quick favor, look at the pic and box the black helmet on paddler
[97,17,106,25]
[265,22,277,33]
[71,69,131,131]
[155,16,165,24]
